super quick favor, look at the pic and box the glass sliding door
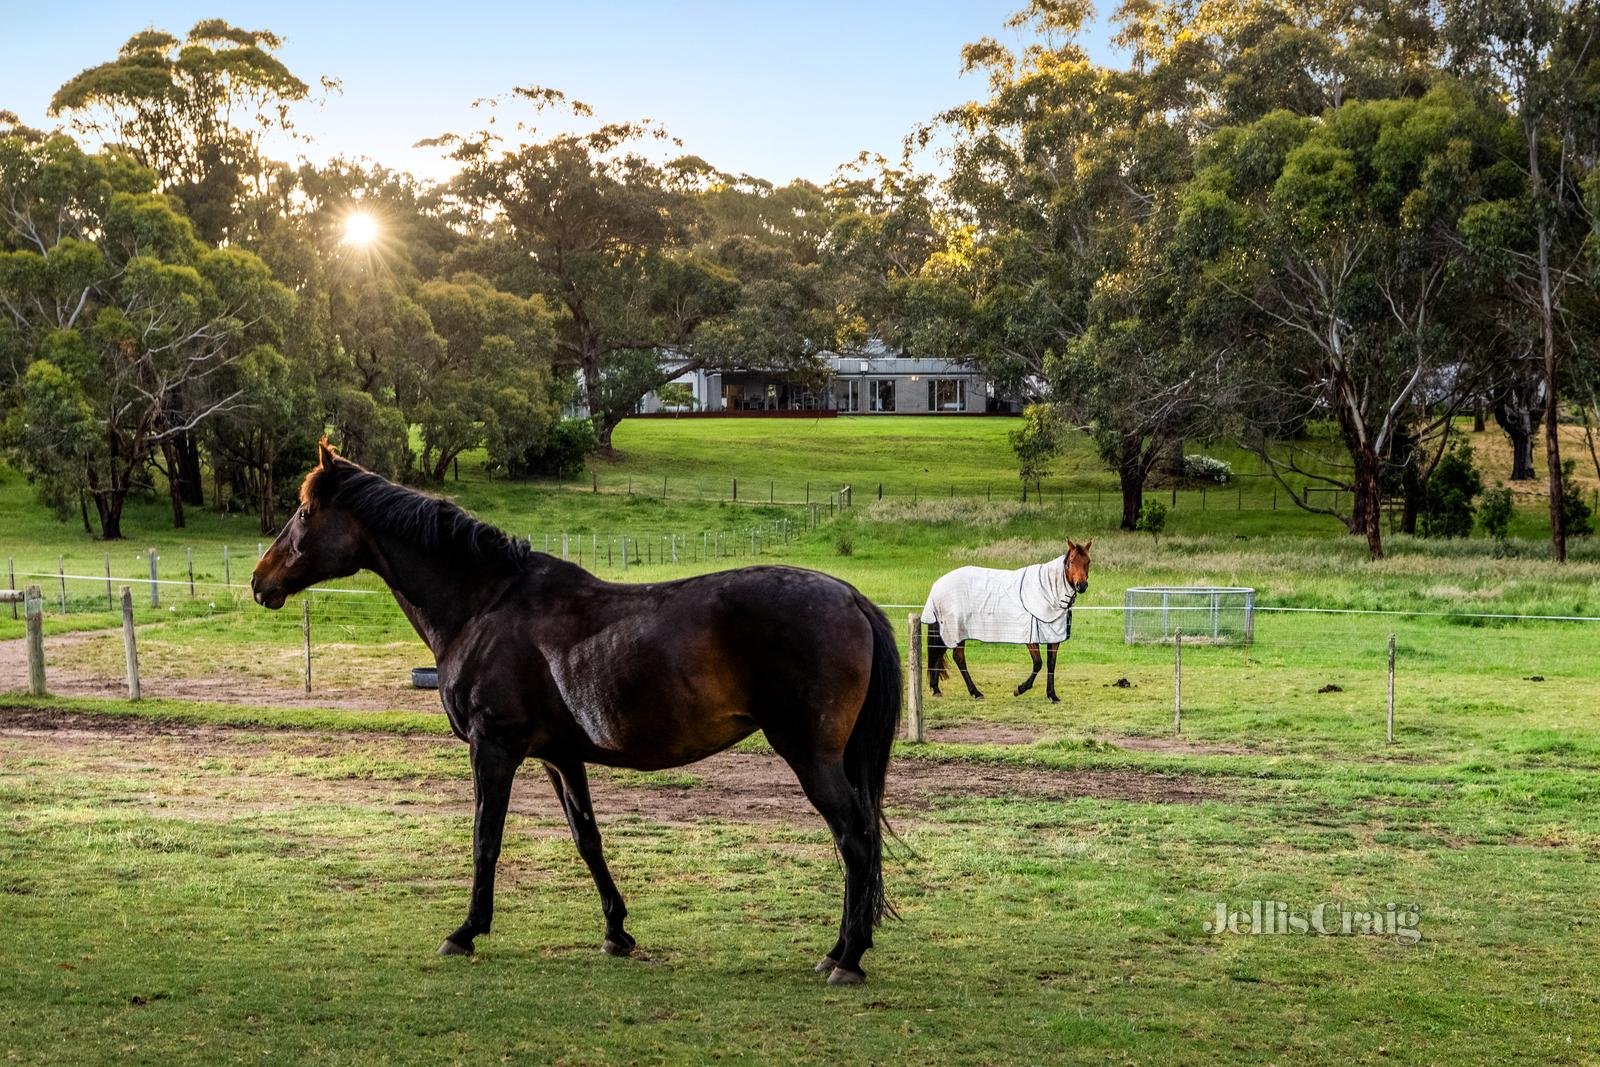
[870,379,896,412]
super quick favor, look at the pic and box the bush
[1561,461,1594,538]
[834,534,854,557]
[502,418,596,480]
[1477,487,1513,541]
[1183,454,1232,484]
[1135,499,1169,536]
[1421,443,1482,539]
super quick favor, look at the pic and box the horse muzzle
[1074,581,1089,595]
[251,575,288,610]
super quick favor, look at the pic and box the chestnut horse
[251,442,900,986]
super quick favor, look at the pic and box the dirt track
[0,628,446,712]
[0,708,1228,827]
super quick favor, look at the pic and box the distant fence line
[7,572,1593,750]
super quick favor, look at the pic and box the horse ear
[1082,539,1093,553]
[317,437,338,469]
[1065,538,1077,554]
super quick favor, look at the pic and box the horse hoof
[827,966,866,986]
[603,937,634,957]
[814,955,838,974]
[1048,695,1060,704]
[438,939,473,956]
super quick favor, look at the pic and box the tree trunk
[1494,400,1536,480]
[161,440,187,529]
[1118,436,1146,531]
[177,431,204,506]
[79,491,92,535]
[1540,260,1566,563]
[1472,406,1486,433]
[1352,447,1384,560]
[259,458,276,535]
[95,490,127,541]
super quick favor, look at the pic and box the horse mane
[302,456,532,573]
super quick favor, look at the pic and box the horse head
[1065,539,1093,595]
[251,439,371,609]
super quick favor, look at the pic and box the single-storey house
[637,342,1019,415]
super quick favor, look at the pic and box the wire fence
[3,554,1596,749]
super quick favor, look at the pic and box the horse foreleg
[440,738,521,955]
[1014,642,1042,696]
[1046,643,1060,703]
[544,760,634,957]
[952,642,984,699]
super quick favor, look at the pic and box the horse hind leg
[787,756,881,985]
[1046,643,1060,703]
[544,760,635,957]
[926,621,947,696]
[952,642,984,699]
[1014,643,1042,696]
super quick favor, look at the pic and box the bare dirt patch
[924,722,1043,745]
[0,708,1231,826]
[0,631,444,712]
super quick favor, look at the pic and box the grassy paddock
[2,703,1599,1063]
[4,416,1599,1062]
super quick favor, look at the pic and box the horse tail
[926,618,949,684]
[846,594,902,928]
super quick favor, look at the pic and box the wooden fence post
[224,544,231,588]
[148,551,159,608]
[1387,633,1396,744]
[1173,629,1183,734]
[6,557,14,620]
[303,598,312,695]
[187,547,195,596]
[104,553,113,611]
[58,556,67,613]
[25,585,45,697]
[121,586,140,700]
[906,613,924,743]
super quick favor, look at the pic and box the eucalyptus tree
[437,89,818,453]
[0,135,291,537]
[911,0,1230,527]
[1446,0,1600,561]
[1177,86,1505,559]
[49,19,328,245]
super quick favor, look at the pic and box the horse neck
[362,526,506,656]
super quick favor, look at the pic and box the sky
[0,1,1120,186]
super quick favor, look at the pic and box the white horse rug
[921,556,1076,645]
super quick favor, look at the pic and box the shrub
[834,534,854,557]
[1478,487,1513,541]
[1561,461,1594,538]
[1135,499,1169,536]
[1183,454,1232,484]
[502,418,596,480]
[1421,443,1482,538]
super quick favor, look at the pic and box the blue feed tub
[411,666,439,690]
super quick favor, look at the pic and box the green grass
[4,415,1600,1062]
[3,703,1599,1064]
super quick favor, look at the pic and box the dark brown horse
[924,543,1092,703]
[251,442,900,985]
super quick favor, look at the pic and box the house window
[870,379,896,412]
[927,378,966,412]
